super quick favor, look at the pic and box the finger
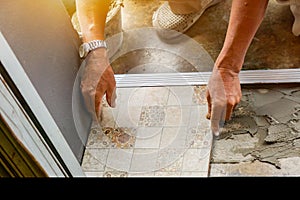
[106,86,117,108]
[206,89,212,120]
[95,84,106,119]
[225,94,241,121]
[81,85,98,122]
[225,98,236,121]
[210,103,226,136]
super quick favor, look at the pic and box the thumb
[206,89,212,120]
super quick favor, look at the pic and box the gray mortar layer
[211,85,300,169]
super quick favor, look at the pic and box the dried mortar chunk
[213,86,300,169]
[265,124,294,143]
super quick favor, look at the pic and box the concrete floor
[119,0,300,72]
[63,0,300,176]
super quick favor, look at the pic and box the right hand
[80,48,116,123]
[206,67,242,136]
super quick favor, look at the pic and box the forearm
[76,0,110,42]
[216,0,269,73]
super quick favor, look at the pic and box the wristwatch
[79,40,107,58]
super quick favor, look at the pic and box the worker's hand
[80,48,116,123]
[206,67,242,136]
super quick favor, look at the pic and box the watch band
[79,40,107,58]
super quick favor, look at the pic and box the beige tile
[134,127,163,148]
[154,171,181,177]
[156,152,183,172]
[99,106,118,128]
[160,127,188,149]
[106,148,133,172]
[181,171,208,177]
[116,105,142,127]
[128,172,155,177]
[167,86,194,106]
[164,106,191,126]
[84,171,104,177]
[81,148,109,172]
[188,105,209,127]
[182,148,211,172]
[127,87,147,106]
[117,87,147,106]
[143,87,169,106]
[130,149,159,173]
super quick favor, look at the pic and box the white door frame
[0,32,85,177]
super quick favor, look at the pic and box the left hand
[80,48,116,122]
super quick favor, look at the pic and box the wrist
[215,58,242,74]
[79,40,107,58]
[89,46,108,56]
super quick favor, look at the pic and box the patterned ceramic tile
[186,126,212,149]
[138,106,165,126]
[81,148,109,171]
[192,85,207,105]
[102,127,136,148]
[103,170,128,178]
[156,151,184,172]
[82,85,213,177]
[86,127,112,148]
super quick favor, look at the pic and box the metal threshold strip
[115,68,300,88]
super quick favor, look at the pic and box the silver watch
[79,40,107,58]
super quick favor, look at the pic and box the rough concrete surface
[211,84,300,176]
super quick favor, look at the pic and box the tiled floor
[76,0,300,177]
[81,85,213,177]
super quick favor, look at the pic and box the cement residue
[212,86,300,169]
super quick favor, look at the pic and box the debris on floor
[212,85,300,169]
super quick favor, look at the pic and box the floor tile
[81,85,214,177]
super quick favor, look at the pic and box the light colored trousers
[168,0,300,36]
[167,0,211,14]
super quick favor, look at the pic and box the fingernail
[206,113,211,120]
[111,99,116,108]
[213,131,219,137]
